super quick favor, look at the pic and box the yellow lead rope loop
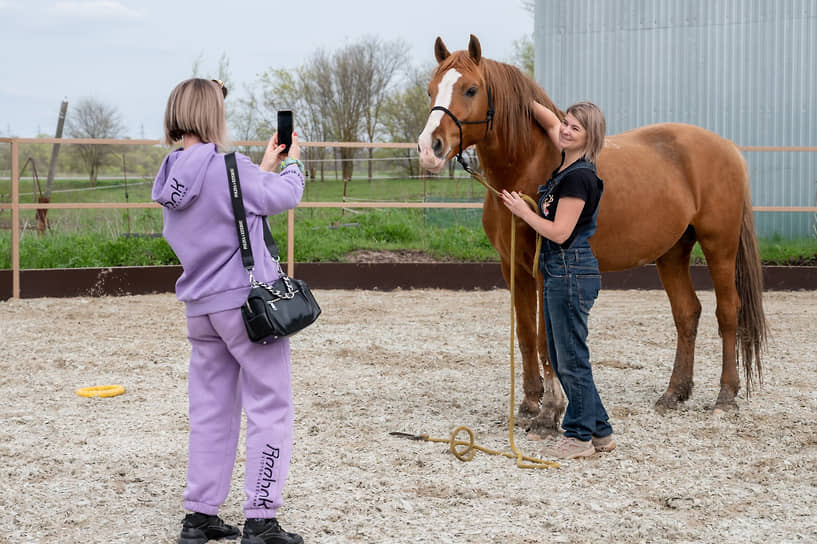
[391,167,559,469]
[449,426,478,462]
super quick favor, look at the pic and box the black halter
[430,86,495,173]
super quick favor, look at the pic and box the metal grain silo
[534,0,817,237]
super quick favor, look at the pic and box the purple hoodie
[152,143,304,316]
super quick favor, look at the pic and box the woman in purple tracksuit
[152,78,305,544]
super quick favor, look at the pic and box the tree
[245,38,420,182]
[66,97,124,185]
[192,51,240,145]
[255,45,369,182]
[230,86,265,161]
[513,1,536,77]
[191,51,205,77]
[381,64,435,178]
[287,65,332,181]
[247,67,330,180]
[317,44,368,181]
[358,37,409,181]
[512,33,535,77]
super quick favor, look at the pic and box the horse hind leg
[699,243,742,412]
[706,203,768,412]
[654,229,702,411]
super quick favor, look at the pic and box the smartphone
[277,110,293,153]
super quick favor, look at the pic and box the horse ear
[468,34,481,65]
[434,37,450,63]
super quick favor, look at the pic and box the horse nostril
[432,138,443,157]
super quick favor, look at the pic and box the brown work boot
[542,436,595,459]
[592,433,616,452]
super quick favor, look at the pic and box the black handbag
[225,152,321,343]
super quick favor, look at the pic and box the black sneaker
[178,512,240,544]
[241,518,303,544]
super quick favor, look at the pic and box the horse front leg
[528,273,564,436]
[502,260,543,426]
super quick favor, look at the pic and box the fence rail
[1,138,816,299]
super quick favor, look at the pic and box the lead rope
[391,165,559,470]
[461,161,542,280]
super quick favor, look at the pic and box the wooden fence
[1,137,816,299]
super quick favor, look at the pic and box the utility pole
[45,98,68,200]
[37,98,68,234]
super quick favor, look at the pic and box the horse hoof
[525,409,561,435]
[518,400,539,417]
[515,409,533,428]
[654,395,681,413]
[514,415,532,429]
[525,419,559,436]
[714,389,739,413]
[713,401,738,414]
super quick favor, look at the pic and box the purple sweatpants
[183,307,293,519]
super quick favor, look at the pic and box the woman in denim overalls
[501,101,614,460]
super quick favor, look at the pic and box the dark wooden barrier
[1,264,815,300]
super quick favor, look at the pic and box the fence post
[10,139,20,298]
[287,208,295,277]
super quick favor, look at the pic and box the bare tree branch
[65,97,124,185]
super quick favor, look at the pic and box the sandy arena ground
[1,288,816,543]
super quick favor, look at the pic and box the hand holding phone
[277,110,293,154]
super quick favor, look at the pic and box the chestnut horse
[418,35,767,433]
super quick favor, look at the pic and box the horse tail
[735,180,768,395]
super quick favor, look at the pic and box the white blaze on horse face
[418,68,462,172]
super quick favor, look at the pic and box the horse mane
[437,52,563,158]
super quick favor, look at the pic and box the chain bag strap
[225,152,321,343]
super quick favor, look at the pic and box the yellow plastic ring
[76,384,125,398]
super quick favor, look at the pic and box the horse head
[418,34,494,173]
[418,34,558,176]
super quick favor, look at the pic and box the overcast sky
[0,0,533,139]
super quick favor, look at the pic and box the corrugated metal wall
[534,0,817,237]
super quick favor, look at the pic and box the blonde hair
[566,101,606,164]
[163,78,229,149]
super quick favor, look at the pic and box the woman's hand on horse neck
[531,101,561,150]
[500,191,584,245]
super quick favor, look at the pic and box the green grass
[14,232,178,268]
[230,207,495,263]
[689,235,817,266]
[2,175,816,269]
[3,218,815,269]
[0,206,498,269]
[756,235,817,265]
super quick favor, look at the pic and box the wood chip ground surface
[1,289,816,543]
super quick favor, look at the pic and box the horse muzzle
[417,140,449,173]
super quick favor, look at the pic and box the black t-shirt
[540,158,602,249]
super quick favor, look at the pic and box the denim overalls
[538,159,613,442]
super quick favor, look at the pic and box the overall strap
[537,159,596,195]
[556,159,596,180]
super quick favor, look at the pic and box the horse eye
[465,86,477,97]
